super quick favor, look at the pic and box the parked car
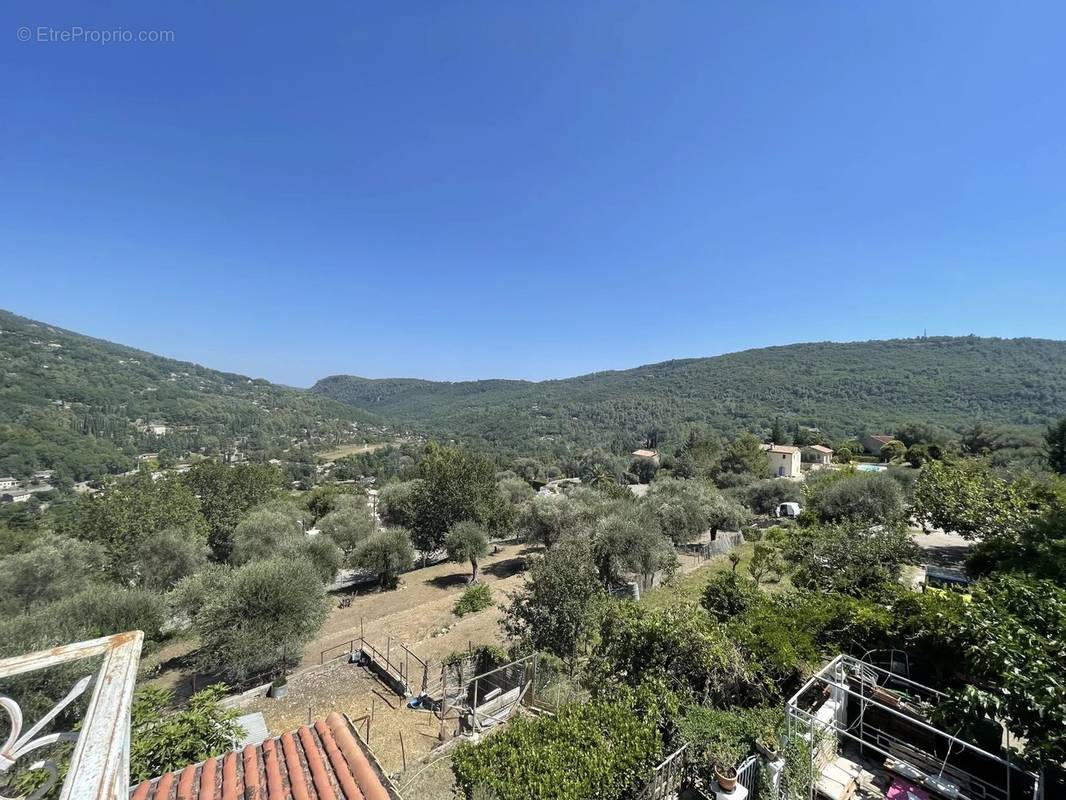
[774,502,801,518]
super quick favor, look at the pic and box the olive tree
[318,497,376,558]
[352,528,415,590]
[445,520,490,582]
[132,525,210,592]
[193,557,328,680]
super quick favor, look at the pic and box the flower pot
[269,681,288,699]
[871,686,901,707]
[756,740,779,761]
[715,764,738,793]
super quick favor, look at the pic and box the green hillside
[312,337,1066,455]
[0,310,385,481]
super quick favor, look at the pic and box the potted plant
[714,761,739,793]
[269,675,288,699]
[756,736,779,761]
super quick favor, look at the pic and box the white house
[762,444,802,478]
[802,444,834,466]
[0,477,17,490]
[1,489,32,503]
[147,421,169,436]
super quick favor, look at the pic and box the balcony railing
[0,631,143,800]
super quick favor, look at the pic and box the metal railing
[320,635,428,696]
[0,631,143,800]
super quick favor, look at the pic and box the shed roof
[805,445,834,454]
[131,713,396,800]
[631,449,658,458]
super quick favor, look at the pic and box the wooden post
[399,731,407,771]
[365,714,371,745]
[439,669,448,741]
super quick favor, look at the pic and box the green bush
[452,701,662,800]
[678,706,782,769]
[702,573,763,622]
[454,582,493,617]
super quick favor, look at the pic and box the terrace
[785,655,1041,800]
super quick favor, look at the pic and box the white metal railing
[0,632,143,800]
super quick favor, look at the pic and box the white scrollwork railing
[0,632,143,800]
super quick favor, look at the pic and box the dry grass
[317,441,391,460]
[642,541,790,610]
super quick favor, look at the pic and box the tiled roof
[131,713,395,800]
[631,449,658,458]
[806,445,834,454]
[763,444,800,454]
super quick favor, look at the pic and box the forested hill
[0,310,384,481]
[312,337,1066,454]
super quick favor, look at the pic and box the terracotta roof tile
[806,445,833,453]
[133,714,396,800]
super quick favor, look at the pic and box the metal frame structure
[785,654,1041,800]
[0,631,143,800]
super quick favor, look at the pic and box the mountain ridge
[311,336,1066,455]
[0,309,385,481]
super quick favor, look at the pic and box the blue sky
[2,2,1065,385]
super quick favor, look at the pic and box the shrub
[454,583,493,617]
[702,573,763,622]
[130,684,243,781]
[678,706,782,769]
[452,701,662,800]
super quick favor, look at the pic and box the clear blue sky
[3,2,1065,386]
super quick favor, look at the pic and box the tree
[804,471,904,524]
[182,462,280,560]
[960,422,1001,456]
[770,419,788,445]
[377,479,422,528]
[193,557,328,680]
[591,506,676,589]
[644,478,721,545]
[76,472,205,567]
[1046,416,1066,475]
[0,535,107,614]
[519,493,589,548]
[705,493,753,538]
[498,476,535,506]
[894,421,950,449]
[410,445,510,553]
[913,459,1046,540]
[779,520,919,596]
[905,443,934,467]
[713,434,771,485]
[130,684,243,781]
[352,528,415,590]
[732,479,802,515]
[317,498,376,558]
[937,576,1066,766]
[588,602,757,706]
[445,520,490,582]
[502,540,604,669]
[131,525,209,592]
[229,509,304,565]
[879,439,906,462]
[302,484,365,522]
[297,535,344,583]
